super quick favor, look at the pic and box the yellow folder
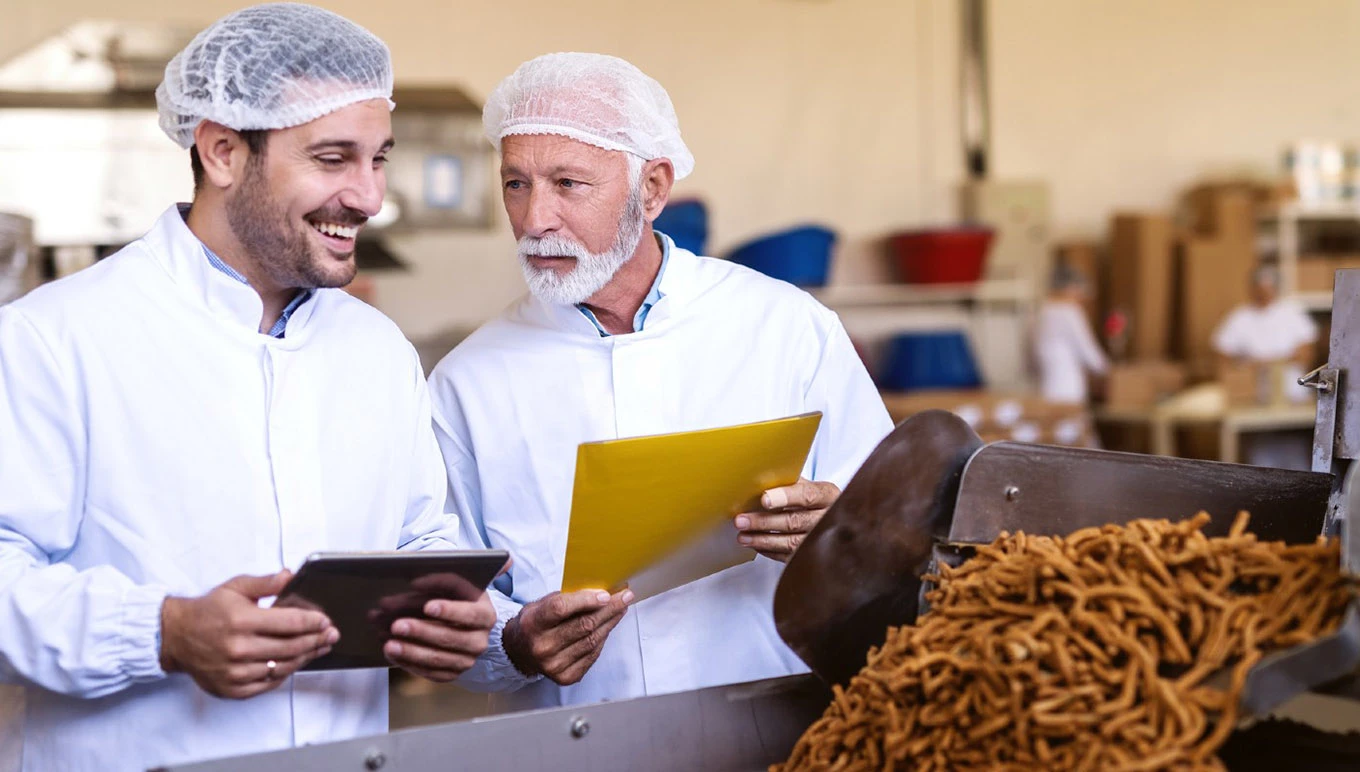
[560,412,823,599]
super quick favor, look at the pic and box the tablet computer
[272,549,510,671]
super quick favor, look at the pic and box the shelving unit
[808,278,1032,308]
[811,277,1038,389]
[1267,201,1360,307]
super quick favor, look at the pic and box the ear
[192,121,257,190]
[640,159,675,222]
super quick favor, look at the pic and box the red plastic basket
[888,228,994,284]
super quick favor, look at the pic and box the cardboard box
[1295,255,1360,293]
[1174,236,1254,368]
[1183,186,1257,245]
[1108,214,1175,359]
[1104,361,1187,409]
[1220,361,1303,408]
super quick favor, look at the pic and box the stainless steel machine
[154,272,1360,772]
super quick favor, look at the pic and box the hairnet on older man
[482,52,696,179]
[155,2,395,149]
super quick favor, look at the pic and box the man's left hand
[734,477,840,563]
[383,574,498,682]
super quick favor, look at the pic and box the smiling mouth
[307,219,363,252]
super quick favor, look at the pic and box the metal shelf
[1295,291,1335,313]
[1264,202,1360,222]
[809,278,1032,308]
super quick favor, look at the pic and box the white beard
[517,184,646,306]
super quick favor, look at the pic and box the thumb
[224,569,293,599]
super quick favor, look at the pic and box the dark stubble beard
[225,157,359,290]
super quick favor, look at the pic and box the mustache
[305,206,369,227]
[518,233,591,260]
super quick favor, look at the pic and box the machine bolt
[570,716,591,739]
[1004,486,1020,502]
[364,749,387,770]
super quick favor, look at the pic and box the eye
[504,179,525,191]
[559,179,579,189]
[373,156,390,168]
[317,155,345,167]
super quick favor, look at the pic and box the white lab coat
[1212,299,1320,469]
[0,206,457,772]
[429,236,893,709]
[1213,299,1318,363]
[1033,300,1108,404]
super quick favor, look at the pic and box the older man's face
[500,134,645,304]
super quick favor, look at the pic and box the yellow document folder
[561,412,823,599]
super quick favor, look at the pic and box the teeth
[311,222,358,239]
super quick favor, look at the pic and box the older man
[428,53,892,709]
[0,6,494,770]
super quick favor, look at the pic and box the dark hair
[189,129,271,190]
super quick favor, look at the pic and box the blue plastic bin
[878,331,983,391]
[726,225,836,288]
[653,199,708,255]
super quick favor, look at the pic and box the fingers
[389,617,489,659]
[423,594,497,631]
[541,606,629,684]
[530,589,617,627]
[734,509,823,535]
[207,643,333,700]
[384,637,480,676]
[242,604,334,638]
[759,478,840,511]
[739,532,805,562]
[224,570,294,600]
[222,626,339,665]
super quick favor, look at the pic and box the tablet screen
[273,550,510,670]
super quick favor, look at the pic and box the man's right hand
[159,570,339,699]
[502,589,633,685]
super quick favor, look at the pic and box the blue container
[878,331,983,391]
[726,225,836,288]
[653,199,708,255]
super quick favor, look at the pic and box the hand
[734,477,840,562]
[502,589,633,685]
[160,570,338,700]
[383,572,500,683]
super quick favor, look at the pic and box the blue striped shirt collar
[577,232,670,337]
[201,245,314,338]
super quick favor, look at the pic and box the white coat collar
[141,204,320,343]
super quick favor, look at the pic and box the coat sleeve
[1067,305,1110,375]
[0,307,168,698]
[396,347,463,553]
[802,307,895,489]
[427,366,540,692]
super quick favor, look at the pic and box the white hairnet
[156,3,395,149]
[483,52,695,180]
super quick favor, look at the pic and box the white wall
[1,0,965,338]
[10,1,1359,335]
[990,0,1360,240]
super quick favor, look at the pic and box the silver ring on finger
[265,659,278,680]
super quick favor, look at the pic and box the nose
[519,185,561,239]
[340,164,385,217]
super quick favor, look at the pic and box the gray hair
[1050,261,1089,293]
